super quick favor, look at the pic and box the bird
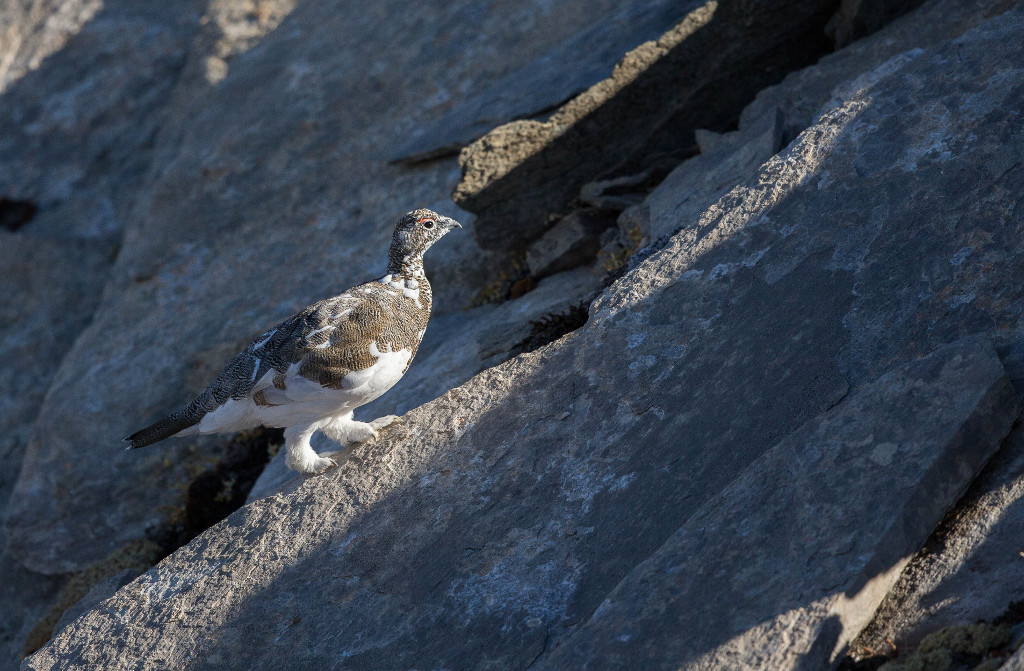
[125,208,462,474]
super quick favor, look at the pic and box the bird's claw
[312,457,338,474]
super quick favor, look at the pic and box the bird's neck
[387,250,426,280]
[381,258,433,314]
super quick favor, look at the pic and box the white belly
[192,343,412,434]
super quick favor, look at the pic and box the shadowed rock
[453,0,838,252]
[526,209,619,278]
[535,337,1019,670]
[388,0,701,164]
[847,416,1024,655]
[826,0,927,47]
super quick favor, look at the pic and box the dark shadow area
[456,0,839,252]
[512,301,590,355]
[0,198,37,232]
[146,428,285,556]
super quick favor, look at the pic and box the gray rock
[23,7,1024,668]
[535,337,1019,671]
[693,127,726,153]
[526,209,618,278]
[739,0,1022,145]
[0,0,205,244]
[847,420,1024,654]
[388,0,699,164]
[579,173,649,210]
[51,569,140,639]
[647,105,783,241]
[0,236,105,666]
[0,235,109,524]
[453,0,838,252]
[2,0,645,576]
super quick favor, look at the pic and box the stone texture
[388,0,697,164]
[535,337,1019,671]
[453,0,837,252]
[526,209,618,278]
[51,569,140,639]
[22,6,1024,669]
[0,0,205,244]
[848,420,1024,655]
[647,106,783,242]
[0,235,109,531]
[1,0,643,578]
[739,0,1022,146]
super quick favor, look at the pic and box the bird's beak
[443,216,462,230]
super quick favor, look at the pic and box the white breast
[341,341,412,400]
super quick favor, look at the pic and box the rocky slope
[4,0,1024,669]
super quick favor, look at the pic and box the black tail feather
[124,410,199,449]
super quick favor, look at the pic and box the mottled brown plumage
[125,208,461,474]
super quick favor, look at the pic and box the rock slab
[388,0,698,163]
[1,0,626,576]
[535,337,1020,670]
[849,414,1024,653]
[454,0,837,251]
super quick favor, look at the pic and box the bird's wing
[237,281,427,407]
[201,292,363,408]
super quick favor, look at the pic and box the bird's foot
[347,415,399,443]
[287,452,337,475]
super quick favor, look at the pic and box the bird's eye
[422,220,435,229]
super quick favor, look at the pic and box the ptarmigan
[125,208,461,474]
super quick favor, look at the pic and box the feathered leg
[284,423,336,474]
[322,412,399,445]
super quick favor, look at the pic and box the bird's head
[388,208,462,273]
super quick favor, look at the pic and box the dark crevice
[512,302,590,356]
[145,427,284,557]
[0,197,38,232]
